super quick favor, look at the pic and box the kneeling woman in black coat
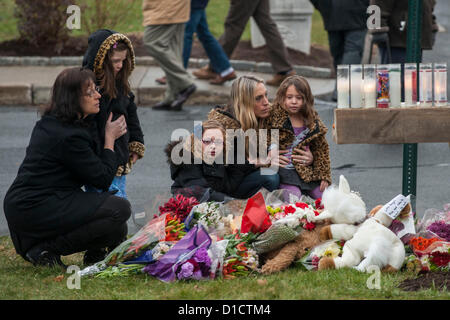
[3,67,130,267]
[165,120,253,202]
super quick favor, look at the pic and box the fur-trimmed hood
[207,105,242,130]
[82,29,135,77]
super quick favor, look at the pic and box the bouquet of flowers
[165,214,187,241]
[297,240,345,271]
[414,241,450,272]
[222,231,259,279]
[158,194,199,222]
[416,203,450,241]
[175,247,212,280]
[253,201,322,254]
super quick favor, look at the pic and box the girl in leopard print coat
[268,75,331,201]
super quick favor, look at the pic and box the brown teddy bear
[260,219,332,274]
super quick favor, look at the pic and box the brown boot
[193,65,217,80]
[209,71,237,85]
[266,70,296,87]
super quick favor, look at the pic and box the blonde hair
[274,75,315,127]
[230,75,267,131]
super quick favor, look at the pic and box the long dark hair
[99,41,132,99]
[273,75,315,127]
[44,67,96,126]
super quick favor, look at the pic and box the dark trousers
[46,195,131,256]
[328,29,367,69]
[218,0,292,74]
[234,169,280,199]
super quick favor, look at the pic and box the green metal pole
[403,0,422,211]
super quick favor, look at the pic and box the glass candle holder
[404,63,417,107]
[376,65,390,108]
[419,63,433,107]
[433,63,447,106]
[363,64,376,108]
[350,64,363,108]
[337,65,350,108]
[389,64,401,108]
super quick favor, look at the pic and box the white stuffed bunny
[312,175,367,225]
[318,194,409,272]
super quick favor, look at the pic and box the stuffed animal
[260,175,364,274]
[261,220,331,274]
[313,175,367,225]
[318,194,410,272]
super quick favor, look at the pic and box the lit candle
[404,63,417,107]
[419,63,433,107]
[337,65,350,108]
[433,63,447,107]
[376,65,390,108]
[389,64,401,108]
[363,64,376,108]
[351,64,363,108]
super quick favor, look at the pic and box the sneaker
[209,71,237,85]
[192,66,217,80]
[26,245,66,268]
[83,248,108,265]
[266,70,296,87]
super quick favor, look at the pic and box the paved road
[1,103,449,237]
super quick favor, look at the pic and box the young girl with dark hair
[269,75,331,201]
[82,29,145,199]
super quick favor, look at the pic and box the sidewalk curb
[0,56,333,78]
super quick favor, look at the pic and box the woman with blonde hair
[207,75,283,198]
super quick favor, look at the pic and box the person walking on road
[143,0,197,111]
[193,0,295,87]
[311,0,369,101]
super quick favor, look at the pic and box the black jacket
[82,29,145,176]
[311,0,369,31]
[165,139,254,201]
[3,115,119,258]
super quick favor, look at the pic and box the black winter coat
[165,140,254,201]
[310,0,369,31]
[3,115,119,258]
[82,29,145,176]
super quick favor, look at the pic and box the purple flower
[389,220,405,235]
[192,269,204,280]
[194,247,211,265]
[427,221,450,241]
[177,261,194,280]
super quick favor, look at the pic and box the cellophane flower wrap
[252,198,324,255]
[184,202,235,238]
[143,224,212,282]
[297,240,345,271]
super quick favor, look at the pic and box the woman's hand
[292,146,313,166]
[276,149,290,168]
[319,180,329,192]
[104,113,127,151]
[130,152,139,164]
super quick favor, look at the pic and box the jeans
[234,168,280,199]
[183,9,231,74]
[85,175,128,199]
[328,29,367,69]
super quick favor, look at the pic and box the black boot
[26,244,66,268]
[83,248,108,266]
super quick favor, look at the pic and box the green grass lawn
[1,236,448,300]
[0,0,328,48]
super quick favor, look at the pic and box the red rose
[314,210,320,216]
[304,222,316,231]
[295,202,309,210]
[315,198,324,210]
[284,205,296,214]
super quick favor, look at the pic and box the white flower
[311,242,341,258]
